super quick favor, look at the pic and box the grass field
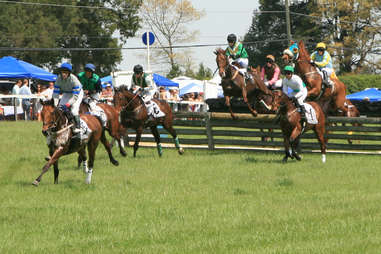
[1,121,381,253]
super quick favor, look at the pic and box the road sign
[142,32,155,46]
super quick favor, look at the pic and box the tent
[153,73,179,88]
[346,88,381,102]
[179,82,203,96]
[0,56,56,81]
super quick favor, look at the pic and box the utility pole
[285,0,292,43]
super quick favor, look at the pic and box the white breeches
[59,90,83,116]
[235,58,248,69]
[265,79,283,89]
[319,67,333,79]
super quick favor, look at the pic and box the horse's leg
[33,146,64,186]
[86,140,99,184]
[241,86,258,117]
[100,130,119,166]
[150,125,163,157]
[291,137,302,161]
[225,96,237,120]
[133,127,143,157]
[314,124,327,163]
[108,118,127,157]
[163,121,184,155]
[49,146,60,184]
[282,135,291,163]
[78,148,88,173]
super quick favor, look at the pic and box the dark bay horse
[214,48,273,119]
[282,40,348,116]
[113,86,184,157]
[79,101,127,157]
[33,100,119,186]
[278,93,327,163]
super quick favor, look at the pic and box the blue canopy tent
[346,88,381,102]
[153,73,179,88]
[180,82,203,96]
[0,56,56,81]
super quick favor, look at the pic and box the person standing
[53,63,83,134]
[12,79,22,107]
[78,63,107,127]
[19,79,32,120]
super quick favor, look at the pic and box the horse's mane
[297,40,311,61]
[214,48,226,55]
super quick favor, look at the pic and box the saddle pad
[304,103,318,124]
[151,101,165,118]
[79,118,92,141]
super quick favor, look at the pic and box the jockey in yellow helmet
[311,42,335,87]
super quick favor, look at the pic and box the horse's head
[278,93,297,116]
[214,48,229,78]
[113,85,140,110]
[40,99,68,136]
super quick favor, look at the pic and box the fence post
[205,112,214,150]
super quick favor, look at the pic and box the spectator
[35,82,54,121]
[19,79,32,120]
[12,79,22,107]
[159,86,168,100]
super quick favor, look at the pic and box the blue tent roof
[0,56,56,81]
[153,73,179,88]
[346,88,381,102]
[180,82,203,96]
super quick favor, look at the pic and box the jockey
[281,66,308,118]
[260,55,282,89]
[131,64,164,119]
[311,42,335,87]
[78,63,107,127]
[53,63,83,134]
[225,33,250,79]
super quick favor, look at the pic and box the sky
[117,0,259,75]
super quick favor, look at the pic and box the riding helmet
[133,64,144,74]
[85,63,96,72]
[266,55,275,62]
[284,65,294,73]
[227,34,237,44]
[60,62,72,72]
[316,42,326,50]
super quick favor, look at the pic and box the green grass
[1,121,381,253]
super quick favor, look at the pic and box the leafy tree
[195,63,213,80]
[244,0,324,69]
[140,0,205,72]
[166,63,182,79]
[309,0,381,74]
[0,0,141,76]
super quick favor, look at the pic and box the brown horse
[79,101,127,157]
[282,40,348,116]
[33,100,119,186]
[113,86,184,157]
[214,48,273,119]
[278,93,327,163]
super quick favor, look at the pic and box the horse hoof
[45,156,51,161]
[112,160,119,166]
[294,154,301,161]
[32,180,39,186]
[120,150,127,157]
[178,148,184,155]
[282,157,288,163]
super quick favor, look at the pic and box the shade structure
[346,88,381,102]
[179,82,203,96]
[0,56,56,81]
[153,73,179,88]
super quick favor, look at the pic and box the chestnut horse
[214,48,273,119]
[33,100,119,186]
[278,93,327,163]
[113,86,184,157]
[282,40,348,116]
[79,101,127,157]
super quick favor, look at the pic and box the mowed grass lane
[0,121,381,253]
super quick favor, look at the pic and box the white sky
[117,0,259,75]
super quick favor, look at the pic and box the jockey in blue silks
[53,63,83,134]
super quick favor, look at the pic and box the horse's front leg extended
[241,86,257,117]
[225,96,237,120]
[33,146,64,186]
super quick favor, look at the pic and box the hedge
[338,74,381,94]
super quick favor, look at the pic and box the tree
[195,63,213,80]
[166,63,182,79]
[0,0,141,75]
[309,0,381,74]
[244,0,325,69]
[140,0,205,72]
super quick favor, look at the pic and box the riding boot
[299,105,306,120]
[72,115,81,134]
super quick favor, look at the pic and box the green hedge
[338,74,381,94]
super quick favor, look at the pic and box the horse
[214,48,273,119]
[113,86,184,157]
[282,40,348,116]
[33,99,119,186]
[79,101,127,157]
[278,93,327,163]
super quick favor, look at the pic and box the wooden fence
[135,112,381,155]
